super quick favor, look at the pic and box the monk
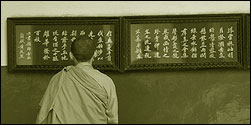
[36,36,118,124]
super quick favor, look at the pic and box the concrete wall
[1,1,250,124]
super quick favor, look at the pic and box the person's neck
[75,60,92,66]
[75,61,94,70]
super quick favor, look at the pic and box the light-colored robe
[36,62,118,124]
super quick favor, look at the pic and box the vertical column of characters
[153,29,161,58]
[218,27,226,58]
[34,30,41,43]
[88,30,95,40]
[162,28,170,58]
[105,30,113,62]
[181,28,189,58]
[190,28,198,58]
[171,28,179,59]
[25,32,32,60]
[70,30,77,42]
[96,30,104,61]
[42,30,51,61]
[227,27,234,58]
[52,30,61,61]
[89,30,100,60]
[134,29,143,60]
[199,27,207,58]
[18,33,25,59]
[69,29,86,60]
[60,30,75,61]
[34,30,42,63]
[208,27,216,58]
[143,29,152,59]
[56,30,67,62]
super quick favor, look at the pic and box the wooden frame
[122,14,245,71]
[7,17,121,72]
[244,14,250,69]
[7,14,249,72]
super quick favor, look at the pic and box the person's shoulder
[51,66,73,78]
[93,69,114,84]
[63,65,74,72]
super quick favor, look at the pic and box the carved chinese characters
[130,23,237,64]
[16,25,115,66]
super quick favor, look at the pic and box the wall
[1,1,250,66]
[1,68,250,124]
[1,1,250,124]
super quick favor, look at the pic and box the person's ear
[90,50,97,63]
[70,52,78,65]
[93,50,98,58]
[69,52,74,60]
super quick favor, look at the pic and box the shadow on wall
[112,70,250,124]
[130,82,250,124]
[181,83,250,124]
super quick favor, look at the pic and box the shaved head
[70,37,96,62]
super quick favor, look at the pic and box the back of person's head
[71,36,96,62]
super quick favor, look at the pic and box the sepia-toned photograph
[1,1,250,124]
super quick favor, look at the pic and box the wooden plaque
[7,17,121,71]
[122,14,245,71]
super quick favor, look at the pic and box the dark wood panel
[7,17,121,71]
[122,14,245,71]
